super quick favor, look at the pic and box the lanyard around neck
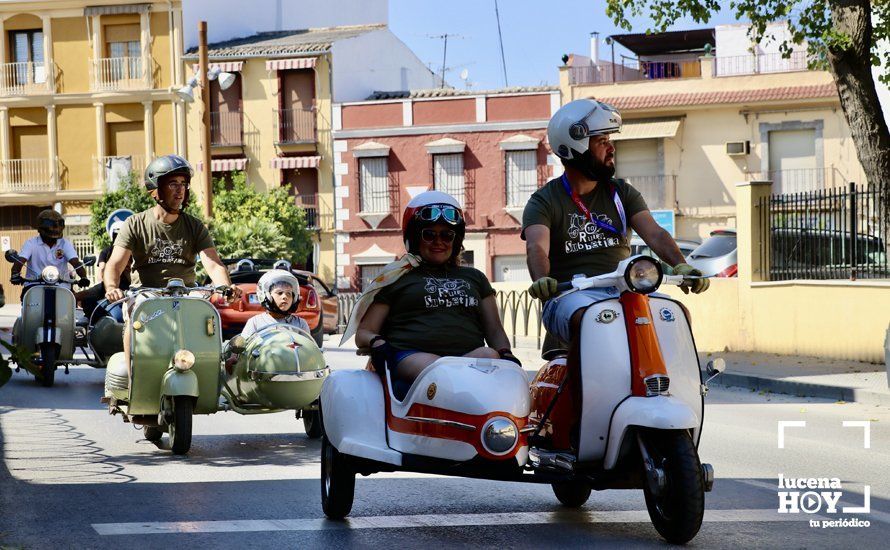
[560,174,626,236]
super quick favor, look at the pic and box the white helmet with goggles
[401,191,466,257]
[256,269,301,315]
[548,99,622,161]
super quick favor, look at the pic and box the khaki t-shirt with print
[522,177,648,282]
[115,209,214,287]
[373,265,495,357]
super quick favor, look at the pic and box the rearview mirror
[83,255,96,267]
[706,358,726,377]
[4,249,19,262]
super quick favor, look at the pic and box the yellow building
[560,24,865,241]
[182,24,439,285]
[0,0,185,300]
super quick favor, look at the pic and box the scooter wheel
[642,430,704,544]
[143,426,164,442]
[38,343,57,388]
[169,396,194,455]
[551,481,591,507]
[303,409,323,439]
[321,434,355,519]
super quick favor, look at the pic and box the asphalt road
[1,348,889,549]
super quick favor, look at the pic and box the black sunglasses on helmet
[415,204,462,225]
[420,228,457,244]
[39,218,64,229]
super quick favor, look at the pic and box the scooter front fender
[33,325,62,346]
[603,396,700,470]
[161,369,200,398]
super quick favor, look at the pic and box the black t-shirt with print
[373,264,496,357]
[521,176,648,282]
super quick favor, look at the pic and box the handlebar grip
[556,282,573,293]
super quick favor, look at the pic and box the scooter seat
[541,331,569,360]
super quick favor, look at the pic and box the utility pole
[199,20,213,218]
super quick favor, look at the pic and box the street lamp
[176,67,235,103]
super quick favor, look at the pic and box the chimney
[590,32,600,65]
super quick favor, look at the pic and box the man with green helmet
[103,154,241,361]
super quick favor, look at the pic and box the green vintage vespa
[103,279,329,455]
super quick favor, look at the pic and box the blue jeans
[542,287,621,343]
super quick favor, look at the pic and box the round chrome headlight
[172,349,196,371]
[624,256,663,294]
[41,266,60,284]
[481,417,518,455]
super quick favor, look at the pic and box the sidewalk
[333,335,890,407]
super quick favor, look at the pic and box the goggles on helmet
[415,204,462,225]
[39,218,65,230]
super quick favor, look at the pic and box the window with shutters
[433,153,464,205]
[359,264,386,291]
[505,150,537,207]
[359,157,389,213]
[9,30,45,85]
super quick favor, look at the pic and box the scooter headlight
[481,417,518,455]
[624,256,662,294]
[172,349,196,372]
[41,266,60,284]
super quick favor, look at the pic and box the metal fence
[335,289,544,348]
[760,182,890,281]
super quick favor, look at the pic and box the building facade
[332,87,559,291]
[182,23,438,285]
[0,0,185,301]
[563,23,865,241]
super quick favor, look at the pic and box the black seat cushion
[541,331,569,361]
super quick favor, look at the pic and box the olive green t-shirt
[115,209,214,287]
[522,177,648,282]
[373,265,496,357]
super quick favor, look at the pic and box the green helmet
[144,154,193,191]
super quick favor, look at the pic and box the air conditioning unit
[725,141,750,156]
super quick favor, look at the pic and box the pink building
[332,87,560,290]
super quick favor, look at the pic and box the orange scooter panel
[619,292,668,397]
[529,358,578,450]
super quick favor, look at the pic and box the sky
[389,0,745,90]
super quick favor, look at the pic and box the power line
[494,0,508,87]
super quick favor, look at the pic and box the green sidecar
[221,324,330,438]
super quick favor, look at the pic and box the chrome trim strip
[249,366,330,382]
[403,416,476,431]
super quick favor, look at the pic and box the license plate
[248,294,259,304]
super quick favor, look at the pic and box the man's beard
[573,150,615,183]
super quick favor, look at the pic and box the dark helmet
[36,209,65,240]
[401,191,465,261]
[144,154,193,191]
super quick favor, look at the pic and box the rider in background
[241,270,310,338]
[355,191,519,385]
[523,99,709,350]
[78,211,133,319]
[103,154,241,366]
[10,209,89,296]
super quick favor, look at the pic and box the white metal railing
[746,167,847,194]
[622,174,677,211]
[0,158,59,193]
[714,51,809,77]
[93,155,146,191]
[0,61,55,95]
[569,57,701,85]
[91,56,148,91]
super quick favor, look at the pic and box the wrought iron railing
[210,111,243,146]
[0,158,59,193]
[275,108,316,144]
[760,182,890,281]
[295,193,334,230]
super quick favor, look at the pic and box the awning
[196,158,248,172]
[85,3,151,16]
[192,61,244,73]
[265,57,317,71]
[611,118,683,141]
[269,155,321,169]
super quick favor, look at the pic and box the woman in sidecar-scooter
[350,191,521,395]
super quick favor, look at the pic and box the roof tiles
[596,83,837,110]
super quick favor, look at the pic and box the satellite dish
[459,68,469,81]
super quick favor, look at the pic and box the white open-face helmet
[256,269,300,314]
[548,99,622,160]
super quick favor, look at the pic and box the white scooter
[320,255,724,544]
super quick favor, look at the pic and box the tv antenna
[426,33,466,87]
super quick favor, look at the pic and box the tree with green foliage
[89,170,312,266]
[605,0,890,212]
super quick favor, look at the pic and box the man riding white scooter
[10,209,90,295]
[523,99,710,357]
[103,154,241,372]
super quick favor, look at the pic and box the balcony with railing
[714,50,809,77]
[275,108,316,144]
[93,155,146,191]
[746,167,847,195]
[0,61,56,96]
[211,111,243,146]
[294,193,333,230]
[0,158,59,193]
[569,57,702,85]
[91,56,149,91]
[622,174,677,211]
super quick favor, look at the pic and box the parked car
[770,228,889,279]
[630,236,701,262]
[209,259,326,345]
[686,230,738,277]
[310,276,339,334]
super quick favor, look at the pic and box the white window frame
[505,150,537,207]
[359,157,389,214]
[433,153,465,206]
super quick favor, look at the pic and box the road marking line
[737,479,889,524]
[93,509,803,535]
